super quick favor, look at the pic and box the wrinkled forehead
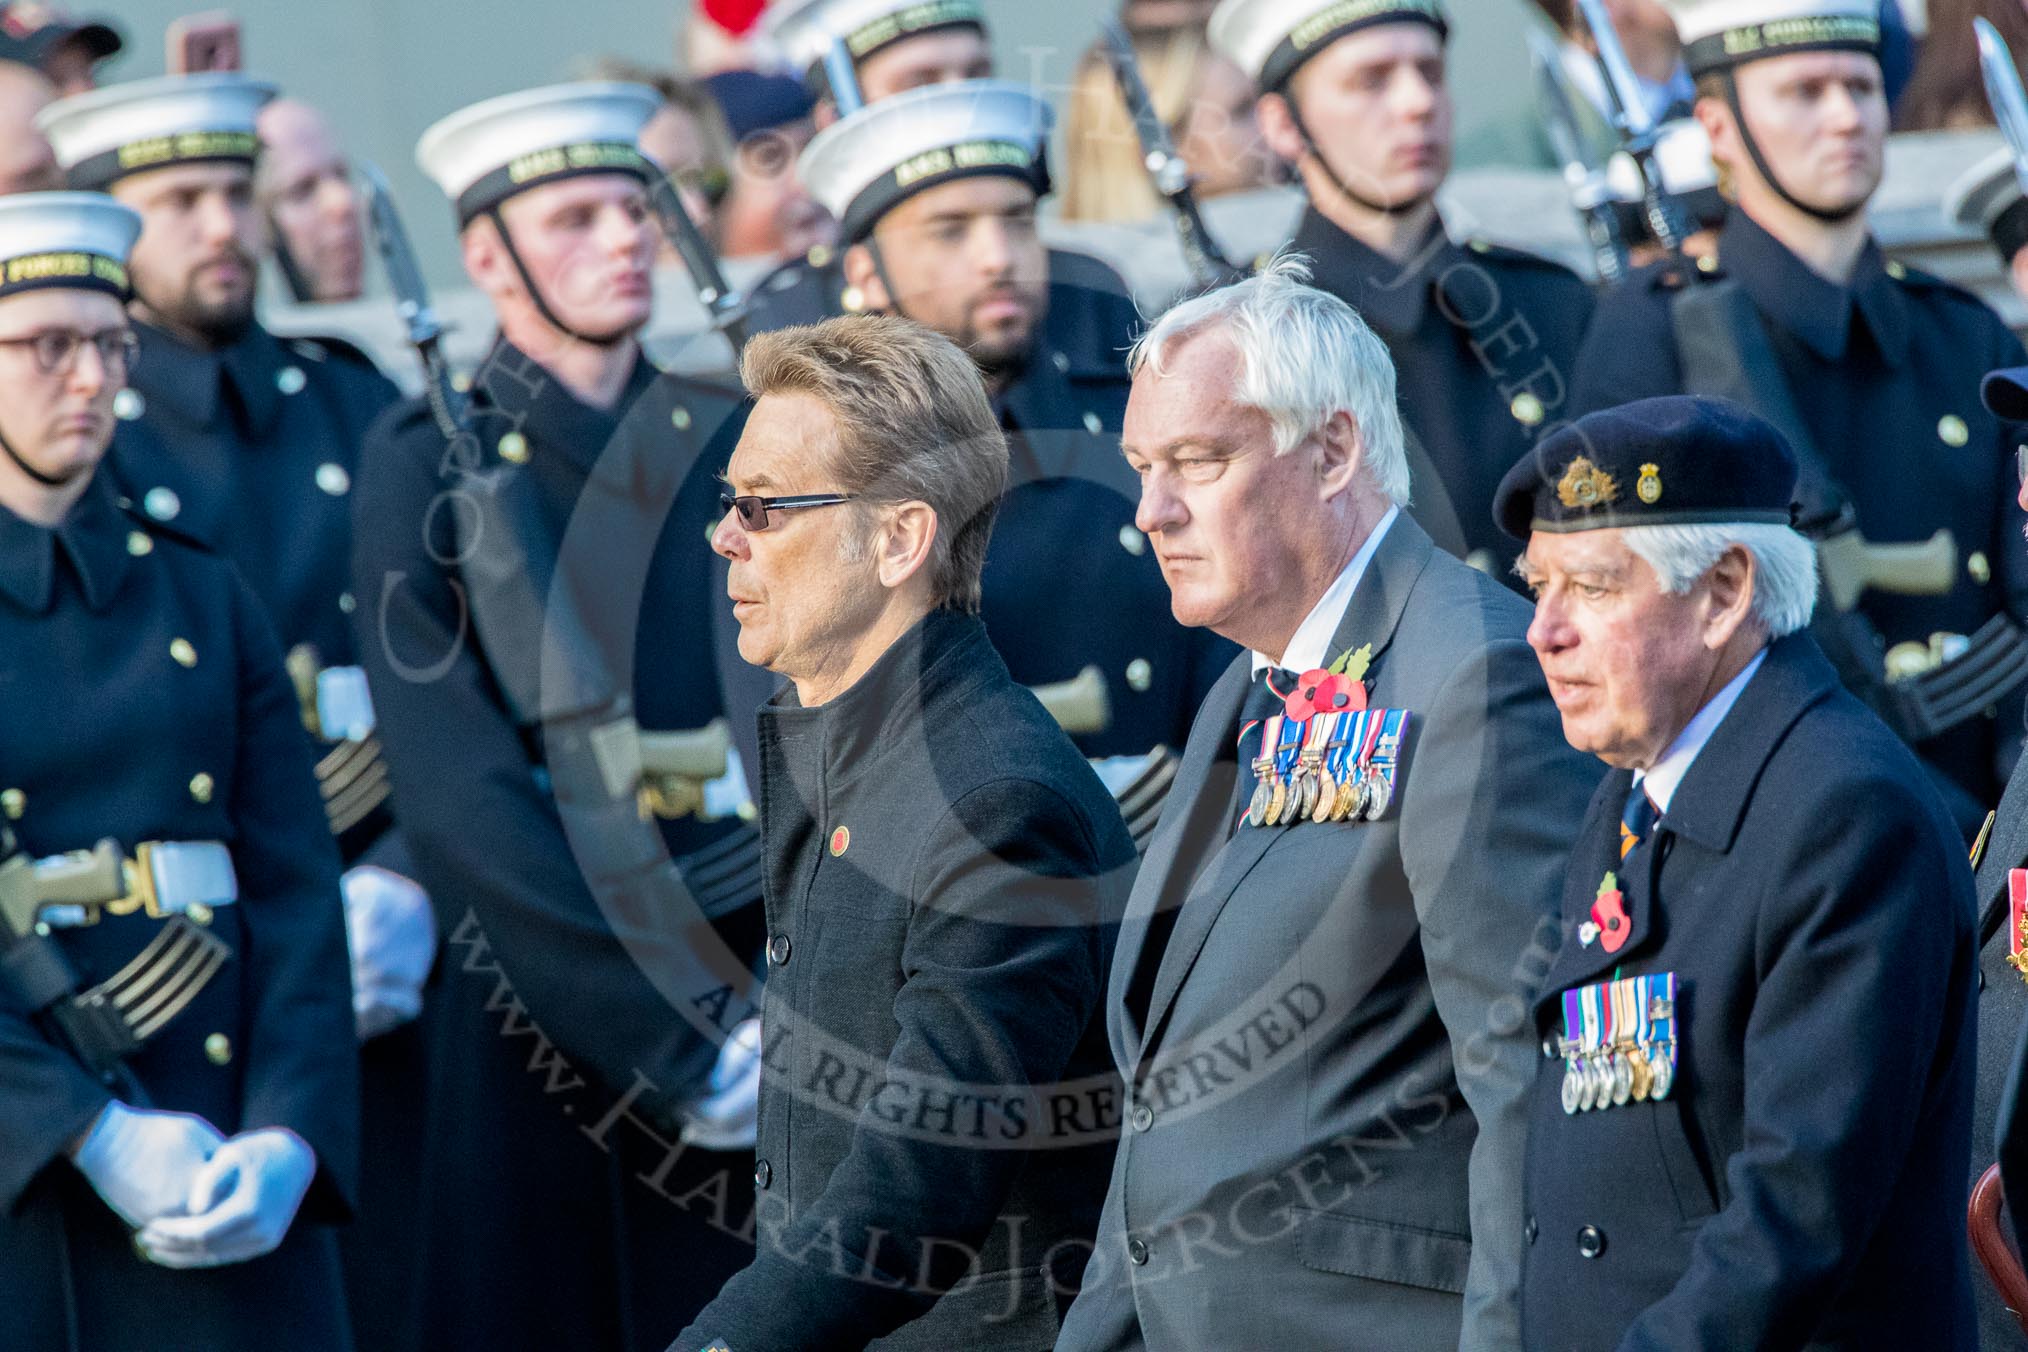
[729,389,846,489]
[1522,526,1638,577]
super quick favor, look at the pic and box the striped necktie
[1620,784,1661,861]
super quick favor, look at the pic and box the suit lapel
[1110,654,1249,1065]
[1131,518,1438,1062]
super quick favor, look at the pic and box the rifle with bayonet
[1530,29,1630,284]
[1097,18,1245,291]
[1573,0,1694,255]
[646,171,751,351]
[360,161,467,444]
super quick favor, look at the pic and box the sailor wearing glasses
[0,190,358,1352]
[672,313,1131,1352]
[349,82,763,1350]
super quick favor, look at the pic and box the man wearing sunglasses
[673,312,1129,1352]
[350,81,763,1352]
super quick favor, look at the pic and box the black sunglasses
[719,492,857,532]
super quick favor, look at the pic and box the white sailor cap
[1208,0,1446,93]
[1946,147,2028,264]
[764,0,988,85]
[799,79,1051,243]
[37,73,276,193]
[1666,0,1878,80]
[416,82,662,227]
[0,191,141,300]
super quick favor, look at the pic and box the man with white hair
[1499,396,1976,1349]
[1056,257,1597,1352]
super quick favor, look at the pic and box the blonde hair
[1059,25,1210,223]
[740,315,1009,612]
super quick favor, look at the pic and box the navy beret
[1493,396,1798,541]
[703,69,815,143]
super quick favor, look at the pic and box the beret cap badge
[1637,463,1663,504]
[1556,457,1618,510]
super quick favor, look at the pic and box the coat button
[0,788,24,820]
[1125,658,1153,693]
[1082,411,1103,435]
[671,406,692,431]
[767,933,792,967]
[1117,524,1146,556]
[143,486,181,521]
[753,1158,772,1190]
[126,530,153,556]
[1525,1215,1538,1245]
[189,773,215,804]
[315,463,351,496]
[1126,1236,1149,1266]
[113,388,145,421]
[276,365,307,395]
[1540,1036,1558,1059]
[203,1033,232,1066]
[1577,1225,1606,1259]
[497,432,530,464]
[170,637,197,667]
[1130,1103,1154,1132]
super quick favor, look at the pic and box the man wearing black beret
[1499,394,1978,1350]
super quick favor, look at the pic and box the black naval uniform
[1572,212,2028,811]
[0,475,359,1352]
[352,340,762,1351]
[1519,634,1977,1351]
[104,316,425,1350]
[747,245,1236,760]
[672,608,1130,1351]
[1293,207,1596,572]
[108,319,399,821]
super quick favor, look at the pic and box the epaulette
[286,333,384,372]
[1462,237,1586,279]
[1648,250,1726,292]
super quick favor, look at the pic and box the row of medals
[1555,1013,1677,1115]
[1244,714,1397,828]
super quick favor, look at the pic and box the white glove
[681,1017,762,1150]
[69,1101,226,1228]
[341,865,436,1041]
[135,1128,317,1269]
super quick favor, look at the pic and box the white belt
[40,841,239,930]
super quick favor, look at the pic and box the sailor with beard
[796,80,1235,766]
[37,73,437,1352]
[1568,0,2028,828]
[1209,0,1594,577]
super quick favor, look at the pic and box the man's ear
[842,241,891,312]
[1699,543,1758,650]
[875,500,938,592]
[1254,91,1306,168]
[461,216,510,300]
[1314,409,1366,503]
